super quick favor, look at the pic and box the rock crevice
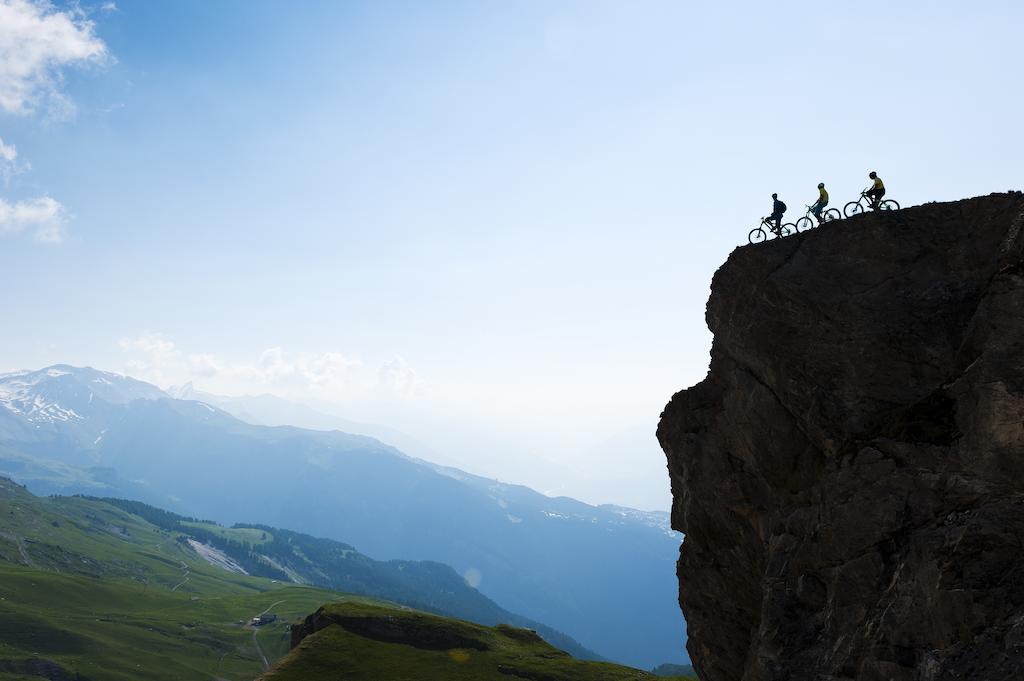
[658,192,1024,681]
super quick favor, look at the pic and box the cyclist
[810,183,828,224]
[866,171,885,209]
[770,193,786,234]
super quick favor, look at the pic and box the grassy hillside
[1,365,685,669]
[260,602,695,681]
[0,478,684,680]
[0,565,378,681]
[94,496,597,659]
[0,477,374,680]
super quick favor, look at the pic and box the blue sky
[1,0,1022,509]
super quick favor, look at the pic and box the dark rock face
[658,193,1024,681]
[292,605,492,652]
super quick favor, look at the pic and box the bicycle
[748,216,796,244]
[843,188,900,217]
[795,204,842,232]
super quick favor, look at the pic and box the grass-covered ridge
[0,478,605,678]
[94,495,597,659]
[260,602,695,681]
[0,477,371,680]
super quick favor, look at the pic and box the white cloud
[0,137,15,162]
[0,2,110,245]
[0,0,108,116]
[189,353,221,378]
[117,332,181,386]
[115,335,428,407]
[119,332,178,364]
[0,135,27,183]
[257,347,363,388]
[0,195,66,243]
[377,355,426,399]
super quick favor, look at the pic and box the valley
[0,366,685,668]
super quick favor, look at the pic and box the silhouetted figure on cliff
[866,171,885,209]
[770,193,787,233]
[811,183,829,224]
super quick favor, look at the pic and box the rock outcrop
[658,192,1024,681]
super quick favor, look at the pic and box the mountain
[167,382,449,465]
[259,602,695,681]
[0,366,686,668]
[0,476,364,680]
[658,192,1024,680]
[0,478,596,679]
[94,496,595,659]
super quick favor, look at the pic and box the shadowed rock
[658,192,1024,681]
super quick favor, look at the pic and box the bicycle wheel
[795,216,814,232]
[779,223,795,237]
[880,199,900,211]
[844,201,864,218]
[748,227,766,245]
[823,208,841,222]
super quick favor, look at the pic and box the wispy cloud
[116,333,424,402]
[0,137,16,162]
[0,136,26,183]
[377,355,426,399]
[0,1,111,245]
[0,0,108,117]
[255,347,364,389]
[0,195,66,244]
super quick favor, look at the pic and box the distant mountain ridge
[94,494,596,659]
[0,365,687,668]
[0,476,599,678]
[167,381,447,465]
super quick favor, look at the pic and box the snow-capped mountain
[0,365,165,423]
[0,364,684,669]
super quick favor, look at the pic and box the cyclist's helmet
[772,193,778,199]
[869,171,877,179]
[818,183,825,188]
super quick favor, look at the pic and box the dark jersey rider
[770,193,786,233]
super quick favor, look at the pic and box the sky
[1,0,1022,511]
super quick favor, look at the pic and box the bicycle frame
[748,216,794,245]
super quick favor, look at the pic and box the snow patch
[187,539,249,575]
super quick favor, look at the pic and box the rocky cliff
[658,192,1024,681]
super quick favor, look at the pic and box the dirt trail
[250,600,286,671]
[252,629,269,671]
[171,560,190,591]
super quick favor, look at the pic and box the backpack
[777,201,787,213]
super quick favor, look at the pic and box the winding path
[251,600,286,671]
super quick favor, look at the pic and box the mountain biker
[866,171,885,209]
[770,193,786,233]
[810,183,828,224]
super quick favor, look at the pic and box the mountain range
[0,365,686,668]
[0,477,633,679]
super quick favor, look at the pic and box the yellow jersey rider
[866,171,885,209]
[811,183,828,224]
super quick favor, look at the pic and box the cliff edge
[658,192,1024,681]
